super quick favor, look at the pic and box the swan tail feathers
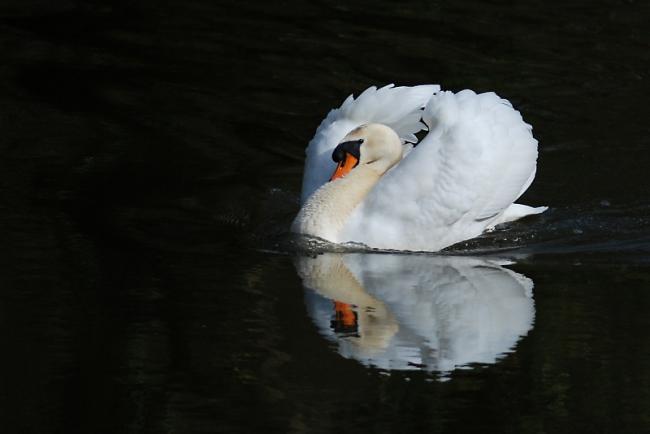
[487,204,548,228]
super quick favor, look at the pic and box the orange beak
[329,153,359,181]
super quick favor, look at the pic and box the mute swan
[292,84,547,252]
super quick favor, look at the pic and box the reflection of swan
[295,253,535,373]
[292,85,546,252]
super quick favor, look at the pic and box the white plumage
[295,84,546,252]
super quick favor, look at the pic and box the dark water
[1,0,649,433]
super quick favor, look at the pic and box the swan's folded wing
[341,90,540,251]
[300,84,439,203]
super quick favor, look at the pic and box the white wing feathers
[340,89,541,251]
[300,84,440,203]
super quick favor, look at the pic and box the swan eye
[332,139,364,162]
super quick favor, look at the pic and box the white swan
[292,84,547,252]
[296,253,535,372]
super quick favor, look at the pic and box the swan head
[330,123,402,181]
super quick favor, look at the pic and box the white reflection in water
[295,254,535,373]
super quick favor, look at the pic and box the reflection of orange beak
[334,301,357,326]
[332,301,358,334]
[330,153,359,181]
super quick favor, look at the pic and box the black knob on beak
[332,139,364,163]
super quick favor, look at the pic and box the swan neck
[292,166,380,242]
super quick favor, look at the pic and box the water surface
[1,0,649,433]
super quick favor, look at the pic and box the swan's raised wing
[341,90,542,251]
[300,84,439,203]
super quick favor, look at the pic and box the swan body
[292,84,547,252]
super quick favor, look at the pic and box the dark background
[1,0,649,433]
